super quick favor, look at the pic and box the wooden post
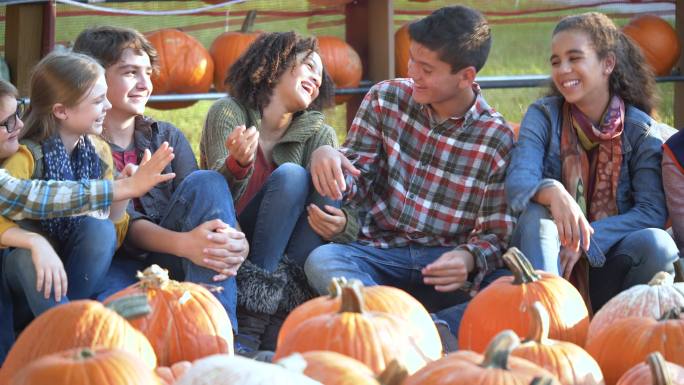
[5,3,50,96]
[676,0,684,128]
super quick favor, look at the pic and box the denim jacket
[505,96,670,267]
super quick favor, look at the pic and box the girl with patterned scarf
[0,52,130,318]
[505,12,678,313]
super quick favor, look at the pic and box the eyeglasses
[1,100,26,134]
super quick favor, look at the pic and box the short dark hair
[72,25,159,70]
[408,5,491,73]
[226,31,334,112]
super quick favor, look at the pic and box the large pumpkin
[395,23,411,78]
[588,272,684,341]
[459,247,589,352]
[277,278,441,357]
[0,299,156,384]
[273,284,436,374]
[403,330,560,385]
[104,264,233,366]
[9,348,161,385]
[512,302,603,385]
[617,352,684,385]
[146,29,214,110]
[210,10,260,92]
[317,36,362,104]
[622,15,681,76]
[586,307,684,385]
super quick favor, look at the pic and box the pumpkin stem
[106,294,151,320]
[530,377,557,385]
[75,348,96,360]
[480,330,520,370]
[377,359,408,385]
[525,302,551,344]
[240,10,257,33]
[658,307,684,321]
[339,284,364,314]
[649,272,674,286]
[503,247,541,285]
[648,352,673,385]
[327,277,347,298]
[137,264,170,290]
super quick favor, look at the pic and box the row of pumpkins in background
[0,248,683,384]
[146,12,680,111]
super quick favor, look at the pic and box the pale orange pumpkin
[273,284,437,374]
[459,247,589,352]
[277,278,441,357]
[586,307,684,385]
[146,29,214,110]
[588,272,684,341]
[209,10,260,92]
[104,264,233,366]
[622,15,681,76]
[9,348,161,385]
[617,352,684,385]
[512,302,604,385]
[156,361,193,385]
[0,299,156,384]
[403,330,560,385]
[395,23,411,78]
[317,36,362,104]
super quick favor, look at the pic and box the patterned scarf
[41,135,101,242]
[560,95,624,223]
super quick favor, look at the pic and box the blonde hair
[22,52,104,141]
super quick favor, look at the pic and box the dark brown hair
[226,31,334,112]
[0,79,18,100]
[72,25,159,70]
[551,12,658,115]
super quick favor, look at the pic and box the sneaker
[234,341,275,363]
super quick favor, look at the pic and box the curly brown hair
[550,12,658,115]
[226,31,334,112]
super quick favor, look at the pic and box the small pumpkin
[277,277,441,357]
[9,348,161,385]
[622,15,681,76]
[209,10,260,92]
[104,264,233,366]
[395,23,411,78]
[273,284,437,374]
[512,302,604,385]
[588,272,684,341]
[403,330,560,385]
[156,361,193,385]
[586,307,684,385]
[0,299,156,384]
[459,247,589,352]
[617,352,684,385]
[317,36,362,104]
[146,29,214,110]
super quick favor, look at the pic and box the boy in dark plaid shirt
[305,5,516,347]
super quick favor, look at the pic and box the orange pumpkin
[622,15,681,76]
[9,348,161,385]
[459,248,589,352]
[509,121,520,139]
[104,264,233,366]
[317,36,362,104]
[210,10,260,92]
[617,352,684,385]
[512,302,603,385]
[277,351,401,385]
[273,284,437,374]
[146,29,214,110]
[395,23,411,78]
[156,361,192,385]
[589,272,684,341]
[403,330,560,385]
[277,278,441,357]
[0,299,156,384]
[586,307,684,385]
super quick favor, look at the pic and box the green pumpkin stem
[137,264,170,290]
[240,10,257,33]
[526,302,551,344]
[530,377,557,385]
[377,359,408,385]
[339,285,365,314]
[480,330,521,370]
[76,348,96,360]
[658,307,684,322]
[649,272,674,286]
[648,352,673,385]
[106,294,151,320]
[503,247,541,285]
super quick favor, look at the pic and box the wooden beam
[5,3,46,96]
[676,0,684,128]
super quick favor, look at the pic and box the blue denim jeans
[238,163,335,271]
[98,170,238,332]
[304,242,511,334]
[3,216,116,318]
[0,249,12,365]
[512,202,679,309]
